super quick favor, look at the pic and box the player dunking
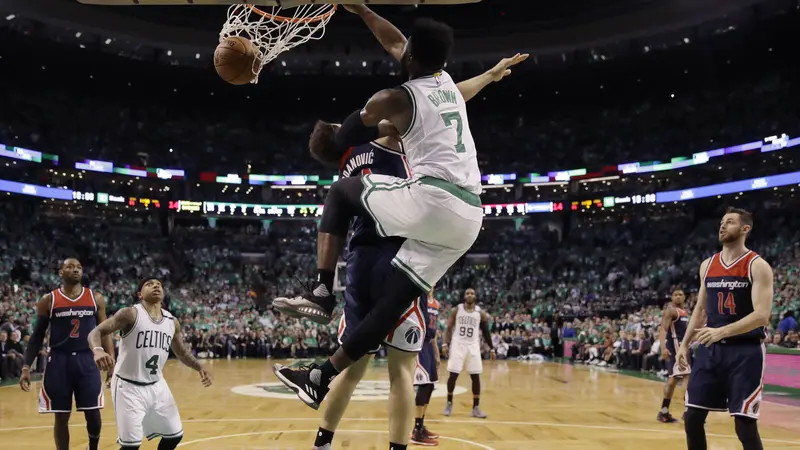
[677,207,773,450]
[411,290,441,445]
[19,258,114,450]
[272,4,526,419]
[87,278,212,450]
[301,43,520,450]
[442,288,493,418]
[656,288,690,423]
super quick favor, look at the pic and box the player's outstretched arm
[171,318,212,387]
[456,53,529,102]
[342,5,406,62]
[696,258,774,346]
[20,294,52,391]
[93,292,117,365]
[88,307,136,371]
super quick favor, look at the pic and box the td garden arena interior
[1,0,800,449]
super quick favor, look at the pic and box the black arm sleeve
[334,108,380,150]
[23,315,49,367]
[480,320,493,349]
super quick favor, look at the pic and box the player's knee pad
[470,373,481,395]
[83,408,102,436]
[416,384,434,406]
[320,177,364,236]
[734,416,762,450]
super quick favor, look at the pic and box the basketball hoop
[219,3,337,84]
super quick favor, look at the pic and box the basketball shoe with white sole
[272,363,330,410]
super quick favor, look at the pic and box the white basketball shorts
[447,342,483,375]
[359,174,483,292]
[111,376,183,447]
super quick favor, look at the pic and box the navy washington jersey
[665,307,689,351]
[703,250,765,341]
[339,140,410,248]
[49,287,98,352]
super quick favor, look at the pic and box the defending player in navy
[411,290,441,445]
[656,288,690,423]
[19,258,115,450]
[676,208,773,450]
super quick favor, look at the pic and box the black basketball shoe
[272,280,335,324]
[272,363,330,410]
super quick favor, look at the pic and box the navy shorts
[414,339,439,385]
[39,351,104,413]
[338,239,428,353]
[685,342,765,418]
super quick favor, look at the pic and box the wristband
[92,346,105,353]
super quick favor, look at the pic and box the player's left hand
[695,327,726,347]
[435,357,441,369]
[488,53,530,82]
[199,367,213,387]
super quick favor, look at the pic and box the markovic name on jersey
[341,149,374,178]
[53,309,95,318]
[457,315,479,328]
[706,280,750,290]
[135,329,173,352]
[427,89,459,107]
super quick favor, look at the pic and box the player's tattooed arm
[171,318,203,372]
[679,258,711,350]
[93,292,117,361]
[456,53,529,102]
[172,319,213,387]
[88,306,137,349]
[343,5,406,62]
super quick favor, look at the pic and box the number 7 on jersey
[440,112,466,153]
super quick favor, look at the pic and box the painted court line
[176,429,495,449]
[2,417,800,446]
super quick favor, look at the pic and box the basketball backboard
[77,0,480,6]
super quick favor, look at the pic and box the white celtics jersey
[452,303,482,346]
[400,70,482,195]
[114,303,176,384]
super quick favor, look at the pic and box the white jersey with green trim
[400,70,482,195]
[114,303,176,384]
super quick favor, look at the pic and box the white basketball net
[219,3,337,84]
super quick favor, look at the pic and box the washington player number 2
[69,319,80,338]
[717,292,737,315]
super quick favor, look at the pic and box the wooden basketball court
[1,359,798,449]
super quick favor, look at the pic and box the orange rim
[247,3,337,24]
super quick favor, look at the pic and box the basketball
[214,36,261,85]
